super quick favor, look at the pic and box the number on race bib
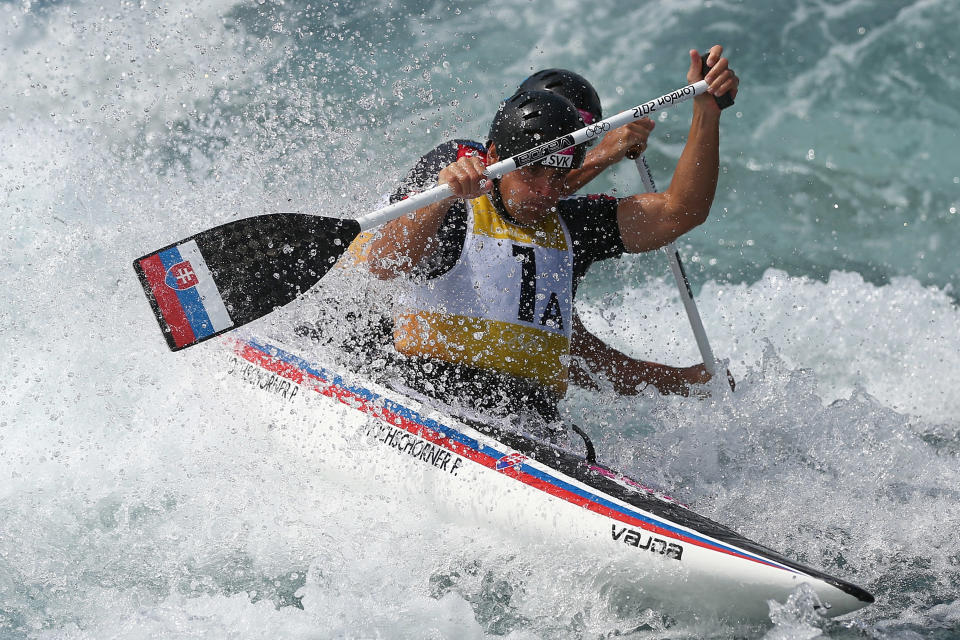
[512,245,536,322]
[512,244,566,330]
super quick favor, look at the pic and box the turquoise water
[2,0,959,638]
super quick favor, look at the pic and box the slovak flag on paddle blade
[135,239,234,350]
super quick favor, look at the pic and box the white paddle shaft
[356,80,710,232]
[635,155,719,377]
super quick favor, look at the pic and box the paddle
[622,51,732,378]
[134,79,712,351]
[634,155,720,378]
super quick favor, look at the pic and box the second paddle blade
[133,213,361,351]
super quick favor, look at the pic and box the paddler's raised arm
[367,154,488,280]
[616,46,738,253]
[561,118,655,196]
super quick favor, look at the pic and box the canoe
[223,334,874,621]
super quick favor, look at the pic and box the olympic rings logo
[585,122,611,138]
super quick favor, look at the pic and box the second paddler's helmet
[487,90,586,170]
[518,68,603,126]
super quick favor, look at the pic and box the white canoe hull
[220,335,873,622]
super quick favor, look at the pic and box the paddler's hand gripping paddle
[700,50,735,110]
[134,79,713,351]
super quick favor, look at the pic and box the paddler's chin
[503,198,557,225]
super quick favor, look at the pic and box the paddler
[511,67,721,397]
[365,47,739,436]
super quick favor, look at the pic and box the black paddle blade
[133,213,361,351]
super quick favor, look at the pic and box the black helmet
[487,90,585,170]
[518,68,602,124]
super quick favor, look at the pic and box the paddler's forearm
[367,197,455,279]
[615,103,720,253]
[570,313,660,395]
[562,119,655,197]
[664,101,720,220]
[575,345,705,397]
[570,318,638,394]
[368,155,488,279]
[561,148,612,196]
[570,313,706,396]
